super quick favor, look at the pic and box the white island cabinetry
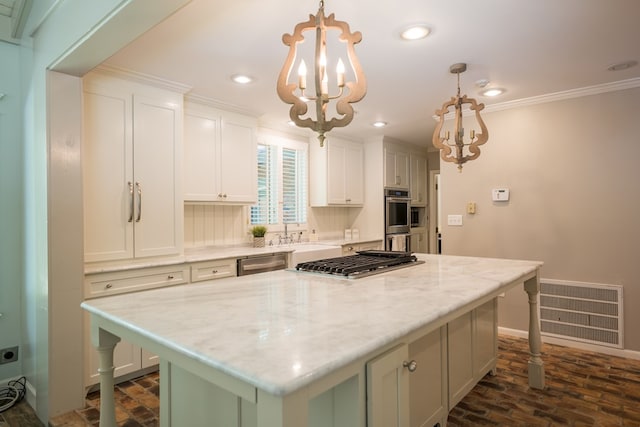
[82,71,184,263]
[310,137,364,206]
[183,102,257,203]
[84,255,544,427]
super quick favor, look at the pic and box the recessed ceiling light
[372,121,387,128]
[231,74,253,84]
[480,88,505,97]
[400,24,430,41]
[607,60,638,71]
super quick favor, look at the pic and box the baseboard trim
[499,327,640,361]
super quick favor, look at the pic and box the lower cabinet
[409,327,448,427]
[367,344,411,427]
[365,299,497,426]
[447,298,497,410]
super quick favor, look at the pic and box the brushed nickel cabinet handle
[403,360,417,372]
[128,182,134,223]
[136,182,142,222]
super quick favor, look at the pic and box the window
[250,138,308,227]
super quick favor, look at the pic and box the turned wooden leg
[524,275,545,389]
[92,326,121,427]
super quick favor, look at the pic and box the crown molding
[94,64,192,94]
[433,77,640,121]
[184,93,260,117]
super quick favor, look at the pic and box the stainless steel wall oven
[384,189,411,250]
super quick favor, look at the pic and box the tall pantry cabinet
[82,71,185,263]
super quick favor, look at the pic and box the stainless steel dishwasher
[237,253,288,276]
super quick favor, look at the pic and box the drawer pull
[167,275,174,280]
[212,269,218,274]
[105,283,113,289]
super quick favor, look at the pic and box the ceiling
[101,0,640,147]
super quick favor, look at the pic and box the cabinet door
[132,94,182,258]
[327,140,347,204]
[219,113,257,203]
[447,312,474,409]
[409,327,447,427]
[86,336,142,386]
[344,142,364,204]
[83,87,134,262]
[184,110,220,201]
[385,148,410,189]
[474,299,498,377]
[367,344,410,427]
[410,154,427,206]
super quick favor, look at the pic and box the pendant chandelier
[277,0,367,147]
[432,63,489,172]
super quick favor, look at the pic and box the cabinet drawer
[190,258,237,282]
[85,265,189,299]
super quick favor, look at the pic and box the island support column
[524,275,545,389]
[91,325,121,427]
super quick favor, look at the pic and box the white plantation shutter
[251,141,307,226]
[251,144,278,224]
[282,147,307,224]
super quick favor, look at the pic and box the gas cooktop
[294,250,423,279]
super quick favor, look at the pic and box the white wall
[0,41,24,382]
[440,86,640,351]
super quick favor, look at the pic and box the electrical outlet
[0,346,19,364]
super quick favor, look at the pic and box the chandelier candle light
[432,63,489,172]
[277,0,367,147]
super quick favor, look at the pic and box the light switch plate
[447,214,463,226]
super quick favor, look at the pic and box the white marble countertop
[82,254,541,396]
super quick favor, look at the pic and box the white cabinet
[366,344,411,427]
[410,154,427,206]
[310,137,364,206]
[384,147,410,189]
[408,327,447,427]
[83,73,183,263]
[410,229,427,253]
[183,103,257,203]
[447,298,497,409]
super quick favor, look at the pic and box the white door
[219,114,257,203]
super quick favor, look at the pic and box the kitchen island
[82,254,544,427]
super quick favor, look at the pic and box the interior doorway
[429,170,441,254]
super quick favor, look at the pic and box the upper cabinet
[384,146,410,189]
[410,153,427,206]
[183,103,257,203]
[310,137,364,207]
[83,72,184,263]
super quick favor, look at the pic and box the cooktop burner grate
[295,250,420,278]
